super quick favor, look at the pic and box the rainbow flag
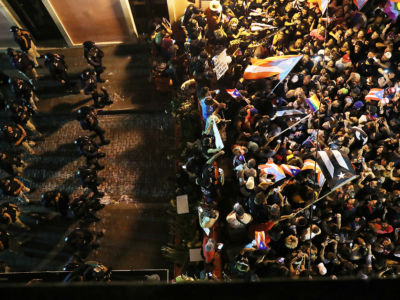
[243,55,303,81]
[385,0,400,22]
[305,94,321,112]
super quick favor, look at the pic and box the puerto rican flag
[226,89,242,99]
[258,159,286,182]
[243,55,303,81]
[365,88,384,101]
[281,164,301,177]
[255,231,268,250]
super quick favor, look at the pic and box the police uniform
[2,123,35,154]
[9,77,39,111]
[75,136,105,170]
[81,69,101,107]
[44,53,72,89]
[83,41,105,82]
[0,177,31,203]
[0,229,10,251]
[77,106,110,145]
[11,27,40,68]
[0,152,25,176]
[10,102,41,137]
[7,48,38,82]
[77,167,104,197]
[69,193,104,220]
[41,190,70,217]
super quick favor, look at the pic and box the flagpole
[290,175,359,217]
[268,80,282,96]
[267,54,303,96]
[242,96,251,105]
[269,113,313,140]
[307,0,330,273]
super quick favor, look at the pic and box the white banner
[212,49,230,80]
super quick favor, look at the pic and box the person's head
[199,50,208,61]
[285,2,292,13]
[375,14,384,24]
[6,48,16,57]
[376,143,385,155]
[302,54,310,64]
[344,28,353,39]
[209,0,222,14]
[83,40,95,49]
[2,125,12,134]
[10,26,20,35]
[233,203,245,217]
[229,18,239,30]
[336,76,345,85]
[381,51,392,62]
[44,53,54,61]
[371,31,379,39]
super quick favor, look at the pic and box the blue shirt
[200,98,214,121]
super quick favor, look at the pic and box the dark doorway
[129,0,169,34]
[5,0,66,47]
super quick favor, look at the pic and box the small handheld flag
[305,94,321,112]
[255,231,268,250]
[226,89,242,99]
[281,164,301,177]
[365,88,384,101]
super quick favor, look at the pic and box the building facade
[0,0,212,49]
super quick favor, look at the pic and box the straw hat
[246,176,255,190]
[300,224,321,241]
[233,203,253,224]
[209,1,222,13]
[285,235,299,249]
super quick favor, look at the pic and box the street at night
[0,45,174,272]
[1,0,400,298]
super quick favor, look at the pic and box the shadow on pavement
[24,142,79,185]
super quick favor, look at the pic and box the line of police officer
[1,28,112,279]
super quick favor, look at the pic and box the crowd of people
[154,0,400,280]
[0,26,112,281]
